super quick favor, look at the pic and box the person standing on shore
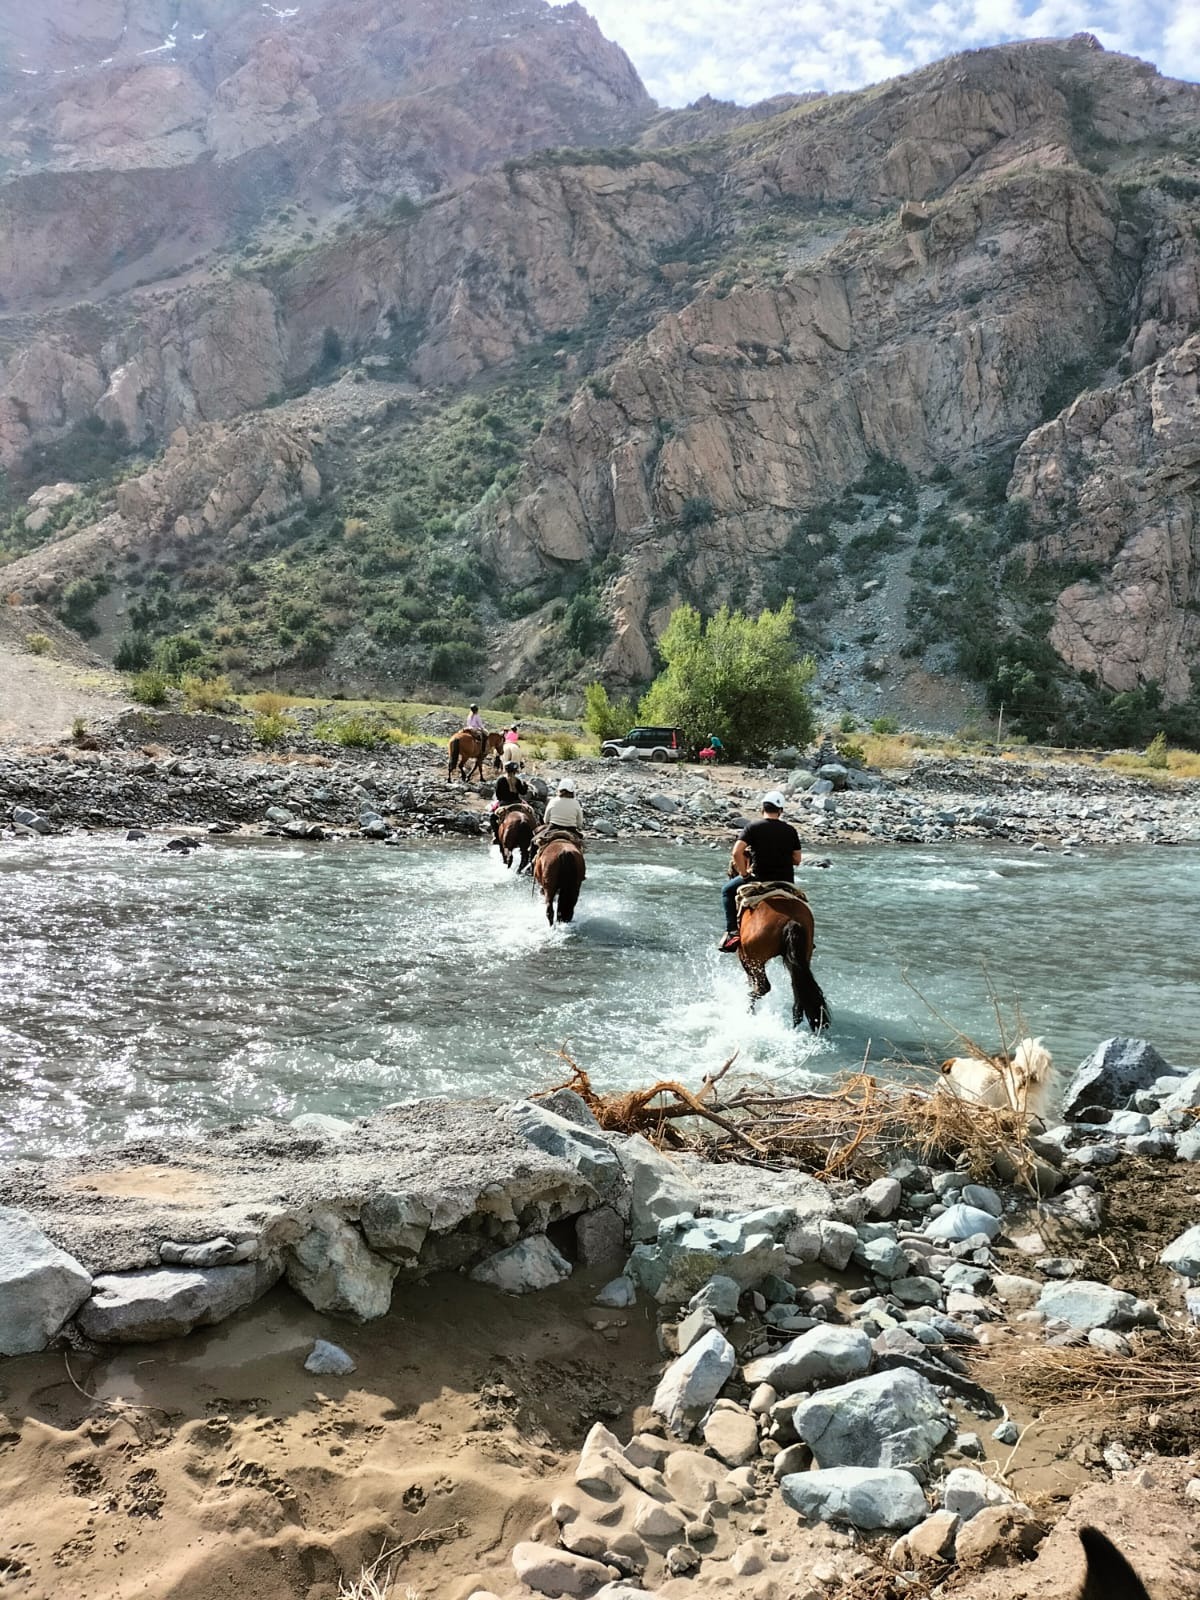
[718,791,802,952]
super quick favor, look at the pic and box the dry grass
[335,1525,463,1599]
[1101,747,1200,780]
[998,1327,1200,1411]
[548,1048,1044,1188]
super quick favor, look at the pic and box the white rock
[511,1541,617,1596]
[924,1205,1001,1242]
[1161,1225,1200,1280]
[285,1212,397,1319]
[653,1328,737,1436]
[469,1235,572,1295]
[79,1261,277,1342]
[0,1207,92,1355]
[304,1338,356,1375]
[862,1178,903,1219]
[942,1466,1016,1521]
[619,1134,704,1241]
[703,1405,759,1465]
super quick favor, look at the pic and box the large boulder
[284,1212,397,1320]
[617,1135,704,1241]
[1160,1225,1200,1280]
[793,1368,952,1469]
[78,1262,279,1342]
[780,1466,927,1531]
[652,1327,736,1436]
[470,1235,572,1294]
[1061,1038,1171,1120]
[628,1211,790,1303]
[502,1101,622,1200]
[0,1207,92,1354]
[1036,1280,1137,1330]
[743,1325,872,1391]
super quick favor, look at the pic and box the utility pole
[995,701,1004,753]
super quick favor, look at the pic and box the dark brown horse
[496,804,537,874]
[534,838,585,924]
[447,729,504,781]
[737,893,829,1031]
[1077,1528,1150,1600]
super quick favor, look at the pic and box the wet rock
[793,1368,952,1469]
[781,1466,927,1531]
[1035,1280,1137,1330]
[743,1324,872,1391]
[652,1328,737,1436]
[79,1261,278,1342]
[304,1338,356,1375]
[470,1235,572,1295]
[289,1112,354,1140]
[0,1207,92,1354]
[12,805,53,834]
[1061,1038,1172,1120]
[285,1213,398,1320]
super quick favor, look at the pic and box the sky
[559,0,1199,105]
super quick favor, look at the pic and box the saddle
[497,801,538,826]
[736,880,809,917]
[534,824,584,851]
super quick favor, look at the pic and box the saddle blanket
[535,824,585,850]
[735,880,809,915]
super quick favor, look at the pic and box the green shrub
[552,735,578,761]
[114,631,152,670]
[870,715,899,734]
[131,670,169,706]
[679,495,714,531]
[253,711,290,746]
[836,737,866,766]
[584,681,636,742]
[25,631,53,656]
[71,715,87,742]
[1145,731,1169,769]
[838,712,858,732]
[319,714,379,749]
[181,674,232,712]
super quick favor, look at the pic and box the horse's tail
[782,919,830,1032]
[1077,1528,1151,1600]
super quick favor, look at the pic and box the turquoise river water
[1,835,1198,1157]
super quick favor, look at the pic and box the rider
[718,790,802,952]
[543,779,584,832]
[490,760,531,842]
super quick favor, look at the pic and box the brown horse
[737,893,830,1031]
[496,804,537,874]
[447,729,504,781]
[534,838,585,924]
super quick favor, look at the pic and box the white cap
[558,780,575,795]
[762,791,786,810]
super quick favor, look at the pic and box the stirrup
[718,932,741,952]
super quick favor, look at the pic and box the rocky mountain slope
[1,14,1199,740]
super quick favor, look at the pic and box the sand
[0,1267,662,1600]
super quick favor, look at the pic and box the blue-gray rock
[79,1261,278,1342]
[1106,1112,1152,1137]
[13,806,54,834]
[360,1192,433,1260]
[924,1205,1001,1243]
[628,1213,790,1303]
[360,818,390,839]
[618,1134,704,1242]
[891,1276,942,1307]
[502,1100,621,1199]
[855,1236,910,1280]
[0,1207,92,1354]
[793,1368,952,1469]
[595,1276,636,1308]
[1061,1038,1172,1120]
[305,1339,356,1375]
[470,1235,572,1295]
[688,1274,742,1319]
[264,805,294,825]
[992,1421,1020,1445]
[960,1184,1002,1218]
[1160,1225,1200,1280]
[743,1325,873,1391]
[1177,1128,1200,1162]
[647,794,679,814]
[652,1327,737,1436]
[780,1466,927,1531]
[285,1212,398,1319]
[1036,1280,1137,1330]
[159,1237,255,1268]
[1125,1130,1175,1158]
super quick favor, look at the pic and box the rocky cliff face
[2,22,1200,725]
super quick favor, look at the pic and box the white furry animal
[939,1037,1053,1118]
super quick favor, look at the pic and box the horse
[496,804,537,874]
[737,892,830,1031]
[939,1037,1053,1119]
[534,838,585,925]
[447,729,504,781]
[1077,1527,1151,1600]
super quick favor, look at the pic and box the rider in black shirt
[490,762,532,841]
[718,791,802,951]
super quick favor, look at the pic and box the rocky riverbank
[3,711,1200,851]
[2,1038,1200,1599]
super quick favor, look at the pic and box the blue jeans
[723,874,750,933]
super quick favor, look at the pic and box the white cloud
[558,0,1199,105]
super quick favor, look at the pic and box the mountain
[1,11,1198,742]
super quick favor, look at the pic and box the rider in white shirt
[543,780,584,830]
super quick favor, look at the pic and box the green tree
[638,601,816,759]
[583,682,636,741]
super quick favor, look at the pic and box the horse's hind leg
[740,956,769,1011]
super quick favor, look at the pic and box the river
[2,835,1198,1158]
